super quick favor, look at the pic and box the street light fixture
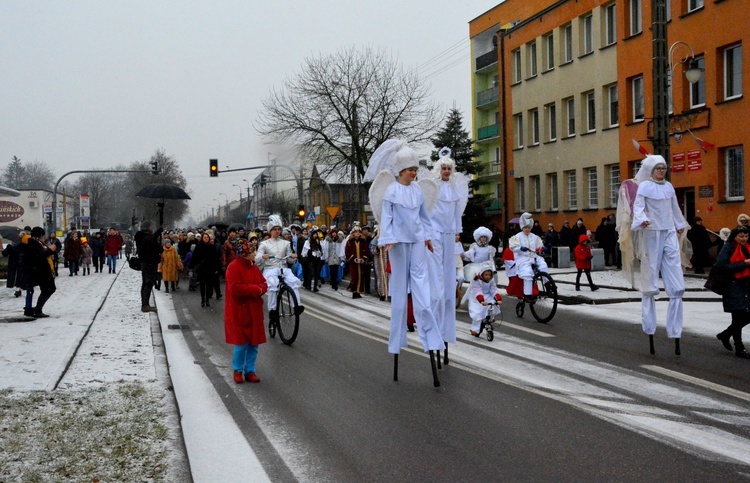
[232,184,243,201]
[667,41,703,112]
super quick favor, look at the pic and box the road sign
[325,206,340,219]
[246,211,255,220]
[43,203,53,213]
[306,211,317,222]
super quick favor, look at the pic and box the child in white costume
[630,155,687,352]
[509,213,548,297]
[366,140,445,356]
[463,226,496,268]
[468,262,503,336]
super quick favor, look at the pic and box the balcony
[475,49,498,72]
[476,87,499,109]
[477,123,500,141]
[486,198,503,213]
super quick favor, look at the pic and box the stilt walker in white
[427,147,469,365]
[366,139,445,387]
[629,155,688,355]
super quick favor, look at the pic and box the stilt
[443,342,449,365]
[393,354,398,381]
[675,338,681,356]
[436,349,442,369]
[429,350,440,387]
[649,334,655,355]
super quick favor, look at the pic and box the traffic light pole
[51,169,150,234]
[217,164,304,201]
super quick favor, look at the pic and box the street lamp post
[232,184,243,201]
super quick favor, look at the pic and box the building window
[564,24,573,63]
[607,84,619,127]
[725,44,743,100]
[565,97,576,136]
[629,0,642,36]
[493,146,501,164]
[531,176,541,211]
[587,167,598,208]
[726,147,744,201]
[528,41,538,77]
[516,177,526,212]
[632,75,644,121]
[512,49,522,83]
[495,182,502,199]
[514,114,524,148]
[530,109,540,145]
[608,164,621,207]
[582,14,594,55]
[688,0,704,13]
[605,3,617,46]
[548,173,559,210]
[566,170,577,209]
[545,34,554,70]
[690,56,706,108]
[546,103,557,141]
[585,91,596,132]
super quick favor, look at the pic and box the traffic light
[297,204,306,221]
[209,159,218,177]
[259,174,267,187]
[150,160,158,174]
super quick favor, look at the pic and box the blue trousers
[232,344,259,374]
[106,254,117,272]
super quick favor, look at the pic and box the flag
[687,129,715,153]
[631,139,649,156]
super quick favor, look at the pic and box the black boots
[717,332,733,351]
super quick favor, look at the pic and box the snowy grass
[0,382,170,482]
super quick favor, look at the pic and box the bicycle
[511,253,558,324]
[477,301,502,341]
[266,256,301,345]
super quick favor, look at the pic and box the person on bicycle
[255,215,304,320]
[467,262,502,337]
[509,212,548,302]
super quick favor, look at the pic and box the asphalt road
[170,283,750,482]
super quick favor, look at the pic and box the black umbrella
[135,183,191,226]
[207,220,229,230]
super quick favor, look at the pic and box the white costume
[427,151,469,345]
[509,213,548,296]
[630,155,687,338]
[468,262,502,334]
[255,216,302,311]
[455,240,466,284]
[366,140,444,355]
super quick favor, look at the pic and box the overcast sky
[1,0,499,222]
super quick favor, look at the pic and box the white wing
[364,139,405,182]
[368,170,394,224]
[418,177,439,214]
[454,172,470,216]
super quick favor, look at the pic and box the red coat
[574,234,593,270]
[104,234,123,256]
[224,257,268,346]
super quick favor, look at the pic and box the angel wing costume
[366,140,444,354]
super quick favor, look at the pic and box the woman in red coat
[574,234,599,291]
[225,239,268,384]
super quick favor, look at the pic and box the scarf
[729,242,750,279]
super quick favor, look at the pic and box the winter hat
[738,213,750,226]
[719,227,731,241]
[634,155,667,183]
[473,226,492,245]
[519,212,534,229]
[478,260,495,277]
[235,239,254,259]
[393,144,419,174]
[163,239,172,246]
[266,214,283,232]
[578,234,590,244]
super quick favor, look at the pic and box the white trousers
[388,242,445,354]
[263,267,302,311]
[640,230,684,338]
[517,254,548,295]
[428,231,457,344]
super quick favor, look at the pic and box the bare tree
[256,46,442,178]
[1,157,55,189]
[125,150,189,228]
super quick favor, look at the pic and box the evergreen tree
[2,156,26,188]
[430,108,493,243]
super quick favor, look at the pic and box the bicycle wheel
[515,301,525,318]
[486,323,494,341]
[268,316,276,338]
[529,271,558,323]
[276,285,300,345]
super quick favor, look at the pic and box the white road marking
[642,365,750,403]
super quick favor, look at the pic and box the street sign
[246,211,254,220]
[325,206,340,219]
[43,203,53,213]
[306,211,317,222]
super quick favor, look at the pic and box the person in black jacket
[715,225,750,359]
[189,232,221,307]
[25,227,57,318]
[134,220,163,312]
[48,232,62,276]
[688,216,713,274]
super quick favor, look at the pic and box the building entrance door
[676,187,695,224]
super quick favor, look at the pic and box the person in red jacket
[574,234,599,291]
[104,228,123,274]
[224,239,268,384]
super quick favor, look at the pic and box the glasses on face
[654,167,667,171]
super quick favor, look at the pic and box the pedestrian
[361,225,374,294]
[531,220,544,237]
[366,139,444,385]
[570,218,587,252]
[543,223,559,252]
[190,233,221,307]
[715,226,750,359]
[64,231,82,276]
[467,262,503,337]
[630,155,688,355]
[48,232,62,276]
[559,220,572,250]
[574,234,599,291]
[371,227,390,301]
[509,212,548,302]
[301,230,323,291]
[3,230,32,313]
[345,226,371,298]
[104,228,122,273]
[323,229,345,291]
[160,238,183,293]
[124,235,133,260]
[595,217,611,263]
[80,238,93,276]
[687,217,713,274]
[739,213,750,227]
[225,239,268,384]
[134,220,162,312]
[90,231,105,272]
[25,227,57,318]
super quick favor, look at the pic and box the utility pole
[651,0,670,176]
